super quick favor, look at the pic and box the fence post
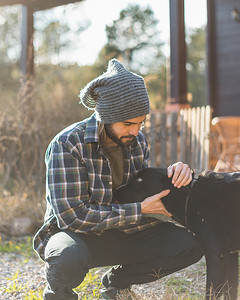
[204,105,211,170]
[180,109,187,163]
[159,112,167,167]
[170,112,178,164]
[200,106,206,171]
[195,107,201,170]
[150,113,156,167]
[187,108,192,166]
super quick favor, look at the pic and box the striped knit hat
[79,59,150,124]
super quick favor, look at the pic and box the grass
[0,235,34,260]
[0,235,44,299]
[3,271,33,298]
[0,236,239,299]
[0,235,104,299]
[2,268,102,300]
[74,269,103,299]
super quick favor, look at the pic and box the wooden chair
[211,116,240,172]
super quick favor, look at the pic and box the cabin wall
[207,0,240,116]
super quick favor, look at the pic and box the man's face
[104,115,146,147]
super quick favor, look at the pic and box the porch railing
[143,105,212,172]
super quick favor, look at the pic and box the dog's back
[188,171,240,253]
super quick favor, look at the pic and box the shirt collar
[84,113,99,144]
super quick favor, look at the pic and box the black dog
[113,167,240,300]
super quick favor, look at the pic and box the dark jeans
[43,222,203,300]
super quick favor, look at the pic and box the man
[33,59,203,300]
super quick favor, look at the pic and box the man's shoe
[100,268,136,299]
[43,285,78,300]
[100,286,135,300]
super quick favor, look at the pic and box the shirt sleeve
[46,141,142,233]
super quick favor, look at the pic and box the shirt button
[109,181,113,186]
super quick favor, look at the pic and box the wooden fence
[143,105,212,172]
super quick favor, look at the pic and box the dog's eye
[137,177,143,182]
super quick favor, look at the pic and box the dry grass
[131,258,207,299]
[0,76,91,232]
[0,237,240,300]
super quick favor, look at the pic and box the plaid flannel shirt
[33,113,161,260]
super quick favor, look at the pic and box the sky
[35,0,207,65]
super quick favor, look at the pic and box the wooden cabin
[207,0,240,117]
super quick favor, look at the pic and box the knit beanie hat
[79,59,150,124]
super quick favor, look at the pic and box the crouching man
[33,59,203,300]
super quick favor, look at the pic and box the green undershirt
[99,124,124,189]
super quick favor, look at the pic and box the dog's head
[113,167,172,203]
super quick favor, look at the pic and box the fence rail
[143,105,212,172]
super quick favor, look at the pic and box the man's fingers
[168,162,192,188]
[167,165,173,178]
[158,189,170,198]
[162,209,172,218]
[141,190,171,216]
[159,190,172,217]
[171,162,184,184]
[155,190,172,217]
[175,167,192,188]
[181,170,193,187]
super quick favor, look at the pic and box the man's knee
[177,232,204,267]
[44,231,90,288]
[166,225,204,266]
[186,240,204,264]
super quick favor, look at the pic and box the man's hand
[167,162,192,188]
[141,162,191,217]
[141,190,172,217]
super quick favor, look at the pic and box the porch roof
[0,0,83,11]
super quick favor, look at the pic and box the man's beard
[104,124,137,147]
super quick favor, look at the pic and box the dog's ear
[155,167,173,186]
[157,167,172,182]
[156,167,168,176]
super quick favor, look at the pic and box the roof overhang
[0,0,84,11]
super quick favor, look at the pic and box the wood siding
[208,0,240,116]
